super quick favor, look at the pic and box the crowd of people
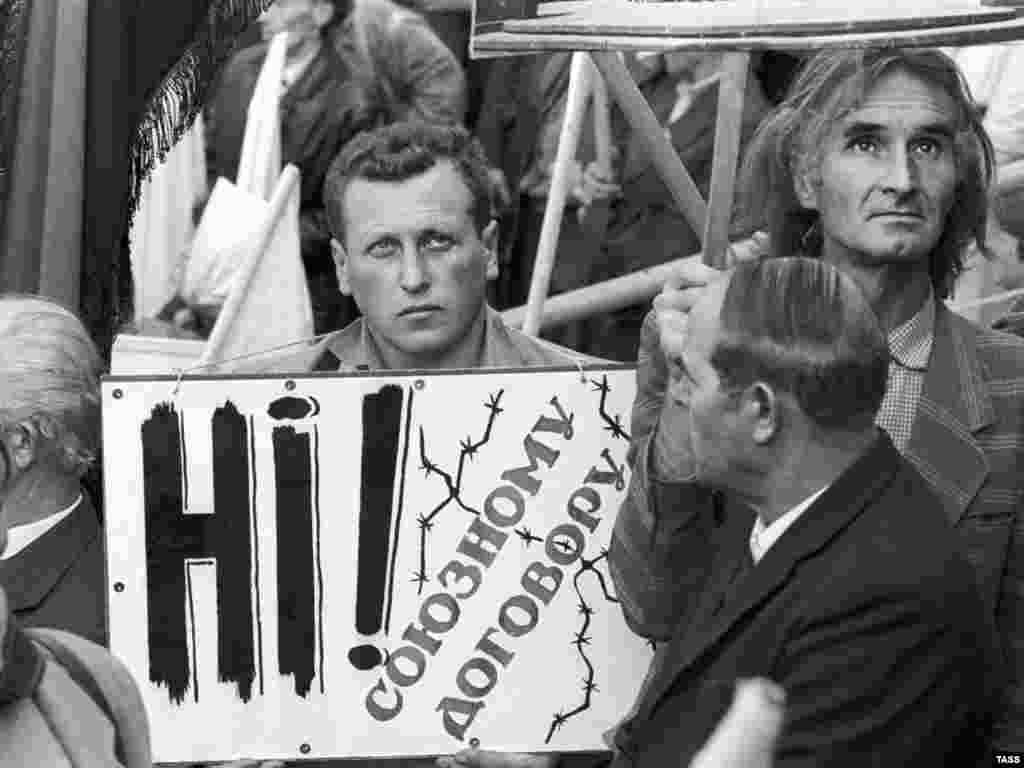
[6,3,1024,766]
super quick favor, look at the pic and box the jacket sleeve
[774,585,1001,766]
[609,309,720,640]
[994,492,1024,751]
[383,11,467,125]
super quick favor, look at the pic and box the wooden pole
[702,51,749,268]
[522,52,592,336]
[590,55,613,174]
[590,50,708,241]
[199,164,300,368]
[504,250,706,331]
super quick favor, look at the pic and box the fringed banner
[128,0,275,231]
[0,0,31,250]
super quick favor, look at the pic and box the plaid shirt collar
[888,290,935,371]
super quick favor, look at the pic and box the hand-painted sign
[102,366,652,763]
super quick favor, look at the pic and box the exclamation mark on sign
[348,384,406,671]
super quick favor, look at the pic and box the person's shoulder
[494,314,614,369]
[946,305,1024,376]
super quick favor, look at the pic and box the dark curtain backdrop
[0,0,271,358]
[83,0,273,357]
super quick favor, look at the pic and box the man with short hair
[612,257,1001,765]
[613,46,1024,756]
[200,0,466,335]
[253,121,594,373]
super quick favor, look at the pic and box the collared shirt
[318,306,601,372]
[876,291,935,453]
[749,486,827,564]
[2,494,83,560]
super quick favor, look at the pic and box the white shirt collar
[749,486,827,564]
[1,493,83,560]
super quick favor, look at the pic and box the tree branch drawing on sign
[590,376,630,442]
[545,547,619,744]
[414,389,505,593]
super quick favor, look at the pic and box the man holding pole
[612,46,1024,758]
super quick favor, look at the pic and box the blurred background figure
[946,43,1024,326]
[0,295,106,646]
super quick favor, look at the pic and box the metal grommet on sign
[112,388,123,399]
[300,743,311,755]
[469,738,480,748]
[114,582,125,593]
[285,379,296,391]
[414,379,425,390]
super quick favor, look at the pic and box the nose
[399,249,429,294]
[879,146,919,196]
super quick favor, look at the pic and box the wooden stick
[702,52,749,268]
[590,54,613,174]
[948,286,1024,313]
[522,52,592,336]
[199,164,301,367]
[590,50,709,241]
[504,250,705,331]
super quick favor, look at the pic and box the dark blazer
[615,302,1024,751]
[205,40,371,274]
[0,491,107,647]
[611,434,1003,767]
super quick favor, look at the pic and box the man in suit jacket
[611,256,1003,766]
[0,296,107,648]
[613,47,1024,757]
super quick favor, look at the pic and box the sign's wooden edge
[100,362,636,385]
[501,3,1017,38]
[473,15,1024,52]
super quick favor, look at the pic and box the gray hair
[0,295,103,477]
[712,258,889,432]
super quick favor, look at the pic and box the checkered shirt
[876,292,935,452]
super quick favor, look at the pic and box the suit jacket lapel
[642,436,902,719]
[903,305,993,525]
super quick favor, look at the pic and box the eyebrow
[842,120,956,140]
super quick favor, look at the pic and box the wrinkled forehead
[835,67,958,132]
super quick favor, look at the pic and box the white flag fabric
[201,168,312,372]
[236,30,287,198]
[180,30,312,371]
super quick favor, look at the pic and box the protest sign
[102,366,652,763]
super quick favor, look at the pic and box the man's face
[334,160,498,367]
[798,67,959,271]
[665,279,751,490]
[259,0,331,49]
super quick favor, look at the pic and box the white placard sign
[101,366,653,763]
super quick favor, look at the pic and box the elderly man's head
[740,48,993,299]
[666,258,887,492]
[324,122,497,369]
[0,296,102,513]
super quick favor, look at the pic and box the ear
[481,219,499,282]
[793,165,819,211]
[2,423,37,474]
[745,382,781,445]
[332,237,352,296]
[312,0,336,28]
